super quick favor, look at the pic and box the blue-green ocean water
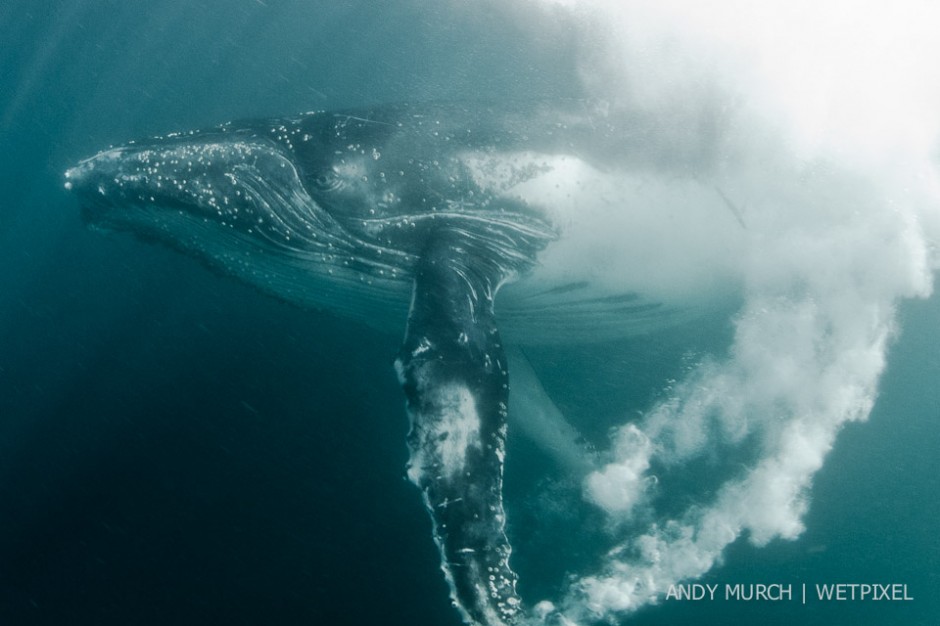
[1,2,938,625]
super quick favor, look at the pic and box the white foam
[584,424,652,515]
[513,1,940,623]
[406,380,482,485]
[463,151,747,307]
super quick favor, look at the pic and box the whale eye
[314,171,344,192]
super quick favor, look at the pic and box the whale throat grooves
[395,226,543,626]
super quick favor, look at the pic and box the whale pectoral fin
[395,231,522,626]
[506,347,597,477]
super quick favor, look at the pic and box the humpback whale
[65,101,744,625]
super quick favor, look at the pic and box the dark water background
[1,2,937,625]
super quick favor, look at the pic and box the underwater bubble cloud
[523,1,940,624]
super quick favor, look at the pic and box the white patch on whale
[405,379,482,484]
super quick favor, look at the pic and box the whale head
[65,117,436,318]
[65,109,565,320]
[66,123,345,252]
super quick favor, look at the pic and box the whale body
[65,101,744,625]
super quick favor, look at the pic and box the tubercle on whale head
[62,123,364,253]
[65,131,291,219]
[61,127,412,308]
[62,113,402,243]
